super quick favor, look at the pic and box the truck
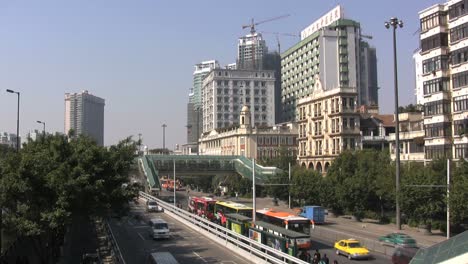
[298,206,325,224]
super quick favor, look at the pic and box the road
[109,199,253,263]
[163,189,391,264]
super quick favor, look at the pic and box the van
[147,252,179,264]
[149,218,170,239]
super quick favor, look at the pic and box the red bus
[256,209,312,249]
[188,196,217,221]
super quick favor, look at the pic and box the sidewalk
[187,189,446,248]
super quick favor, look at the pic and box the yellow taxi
[334,239,370,260]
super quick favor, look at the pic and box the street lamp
[6,89,20,151]
[36,120,46,136]
[196,107,200,156]
[385,17,403,230]
[162,124,167,151]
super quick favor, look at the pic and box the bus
[188,196,217,221]
[256,209,312,235]
[214,201,253,226]
[160,178,169,189]
[249,221,311,255]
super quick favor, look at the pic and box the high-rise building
[64,90,105,146]
[186,60,219,148]
[416,1,467,160]
[281,5,378,122]
[359,41,379,106]
[0,132,20,149]
[237,33,268,70]
[201,69,276,133]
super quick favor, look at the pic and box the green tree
[450,160,468,229]
[400,161,445,227]
[0,134,138,262]
[289,167,323,206]
[325,149,393,219]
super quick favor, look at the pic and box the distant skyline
[0,0,442,149]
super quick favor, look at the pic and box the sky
[0,0,442,149]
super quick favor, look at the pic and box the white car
[146,200,163,213]
[149,218,170,240]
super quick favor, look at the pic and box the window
[425,145,452,159]
[449,0,468,20]
[421,33,448,52]
[423,77,449,95]
[425,122,451,137]
[450,22,468,43]
[343,118,348,129]
[422,56,448,74]
[421,11,447,32]
[455,143,468,159]
[453,70,468,88]
[350,138,355,150]
[424,100,450,116]
[454,95,468,112]
[350,118,355,130]
[224,105,229,111]
[454,119,468,135]
[452,47,468,65]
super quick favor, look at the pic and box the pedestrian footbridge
[138,155,282,191]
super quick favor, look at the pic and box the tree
[325,149,393,219]
[400,161,445,227]
[0,133,138,262]
[289,167,323,206]
[450,160,468,229]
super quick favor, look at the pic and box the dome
[241,105,250,112]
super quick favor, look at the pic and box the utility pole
[288,162,291,209]
[447,159,450,239]
[252,158,256,225]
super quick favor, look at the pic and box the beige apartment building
[388,112,425,162]
[199,106,297,160]
[296,81,360,173]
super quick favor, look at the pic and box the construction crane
[242,14,290,35]
[241,15,290,69]
[261,31,299,53]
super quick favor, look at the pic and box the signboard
[249,229,262,243]
[301,5,344,40]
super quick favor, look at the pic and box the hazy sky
[0,0,442,149]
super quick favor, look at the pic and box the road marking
[138,232,146,241]
[132,225,149,229]
[193,251,208,263]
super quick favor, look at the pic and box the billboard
[301,5,344,40]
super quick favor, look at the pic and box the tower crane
[242,14,290,35]
[241,15,290,69]
[261,31,299,53]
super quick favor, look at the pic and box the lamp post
[196,107,201,156]
[385,17,403,230]
[162,124,167,151]
[36,120,46,137]
[6,89,20,152]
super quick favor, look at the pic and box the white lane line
[193,251,208,263]
[137,232,146,241]
[132,225,149,229]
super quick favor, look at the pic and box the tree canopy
[0,133,138,261]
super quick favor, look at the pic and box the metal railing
[139,191,308,264]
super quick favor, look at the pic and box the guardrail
[139,191,308,264]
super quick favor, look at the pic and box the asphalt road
[162,190,392,264]
[108,199,253,264]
